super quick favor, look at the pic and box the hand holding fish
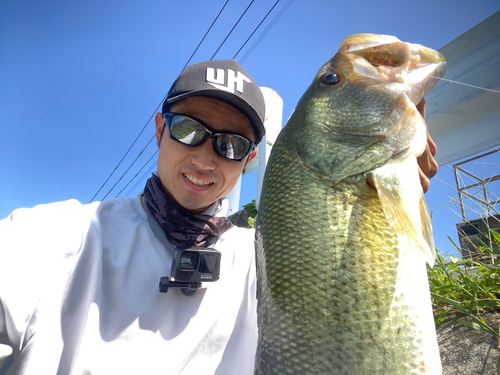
[416,98,439,193]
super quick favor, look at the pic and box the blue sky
[1,0,499,257]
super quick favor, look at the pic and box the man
[0,59,437,374]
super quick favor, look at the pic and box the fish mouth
[341,34,446,102]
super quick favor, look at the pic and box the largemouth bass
[255,34,446,375]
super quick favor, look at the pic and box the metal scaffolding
[454,149,500,222]
[454,149,500,257]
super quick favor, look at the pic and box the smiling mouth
[183,173,214,187]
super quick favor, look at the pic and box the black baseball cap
[163,59,266,144]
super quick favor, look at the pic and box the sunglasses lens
[165,113,255,161]
[169,116,207,146]
[214,135,252,161]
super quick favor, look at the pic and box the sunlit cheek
[223,163,246,192]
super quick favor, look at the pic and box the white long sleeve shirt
[0,196,258,374]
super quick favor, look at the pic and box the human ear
[155,113,165,147]
[244,149,258,166]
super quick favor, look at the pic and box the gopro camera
[159,247,221,295]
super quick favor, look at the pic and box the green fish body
[255,34,446,375]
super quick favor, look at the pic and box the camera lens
[179,251,199,269]
[199,254,217,273]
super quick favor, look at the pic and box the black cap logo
[205,68,252,94]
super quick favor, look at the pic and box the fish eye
[320,72,341,85]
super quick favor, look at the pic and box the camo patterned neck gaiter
[143,174,233,248]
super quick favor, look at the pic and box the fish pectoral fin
[420,191,436,266]
[370,158,436,265]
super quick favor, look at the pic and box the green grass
[427,229,500,338]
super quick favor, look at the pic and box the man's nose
[190,139,217,170]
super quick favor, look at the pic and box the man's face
[155,96,255,213]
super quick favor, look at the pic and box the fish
[254,34,446,375]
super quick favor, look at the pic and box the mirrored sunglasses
[163,113,256,162]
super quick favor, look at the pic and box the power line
[89,108,159,203]
[240,0,293,64]
[124,156,159,197]
[210,0,255,60]
[184,0,230,70]
[101,135,156,200]
[239,0,294,64]
[233,0,280,60]
[98,0,291,200]
[115,149,159,197]
[90,1,231,202]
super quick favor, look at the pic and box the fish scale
[256,142,408,373]
[255,34,445,374]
